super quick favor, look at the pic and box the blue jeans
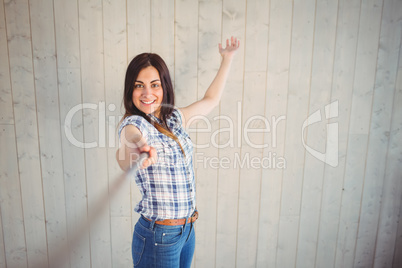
[132,215,196,268]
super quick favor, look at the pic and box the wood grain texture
[335,1,384,267]
[103,0,128,217]
[296,0,338,267]
[151,0,175,80]
[127,0,151,60]
[78,0,111,267]
[375,9,402,267]
[0,125,27,268]
[276,0,316,266]
[194,1,222,267]
[236,0,270,266]
[29,1,69,267]
[215,0,246,267]
[4,0,49,266]
[256,1,292,267]
[315,1,361,267]
[54,0,91,265]
[354,0,402,267]
[0,0,13,125]
[0,209,6,268]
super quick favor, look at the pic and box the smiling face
[132,66,164,117]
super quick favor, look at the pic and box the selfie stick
[36,152,149,268]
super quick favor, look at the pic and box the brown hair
[122,53,185,155]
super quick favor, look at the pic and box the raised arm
[179,36,240,126]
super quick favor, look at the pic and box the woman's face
[132,66,164,117]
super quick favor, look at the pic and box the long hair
[122,53,185,155]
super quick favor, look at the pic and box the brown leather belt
[146,210,199,226]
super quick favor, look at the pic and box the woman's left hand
[219,36,240,60]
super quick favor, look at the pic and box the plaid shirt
[118,109,196,220]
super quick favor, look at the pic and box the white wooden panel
[103,2,131,267]
[216,0,246,267]
[53,0,91,266]
[103,0,128,217]
[335,1,383,267]
[354,0,402,267]
[0,210,6,268]
[0,0,13,125]
[127,0,151,59]
[236,72,266,268]
[194,1,222,267]
[0,125,27,268]
[58,68,91,268]
[174,0,198,109]
[111,217,132,268]
[296,1,338,267]
[393,199,402,267]
[4,0,49,266]
[243,0,269,72]
[151,0,175,78]
[374,16,402,267]
[236,0,269,266]
[315,0,361,266]
[256,1,292,266]
[78,0,111,267]
[276,0,315,266]
[29,1,68,267]
[392,194,402,267]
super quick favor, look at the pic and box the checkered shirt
[118,109,196,220]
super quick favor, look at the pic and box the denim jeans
[132,215,196,268]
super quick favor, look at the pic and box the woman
[116,36,239,267]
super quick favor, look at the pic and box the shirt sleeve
[118,115,149,141]
[170,108,184,127]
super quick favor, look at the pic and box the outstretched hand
[219,36,240,60]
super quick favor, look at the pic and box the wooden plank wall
[0,0,401,267]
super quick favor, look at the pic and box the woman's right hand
[135,142,157,169]
[116,125,157,171]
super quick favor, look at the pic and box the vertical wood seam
[150,0,152,52]
[313,0,341,266]
[373,5,402,263]
[0,202,7,267]
[101,1,114,266]
[2,1,28,267]
[332,0,362,264]
[274,0,294,264]
[26,0,50,265]
[51,0,71,266]
[351,1,385,266]
[234,0,248,266]
[1,1,28,265]
[76,0,92,266]
[255,0,272,265]
[214,1,224,267]
[294,0,318,265]
[392,194,402,266]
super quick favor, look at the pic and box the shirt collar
[148,113,162,124]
